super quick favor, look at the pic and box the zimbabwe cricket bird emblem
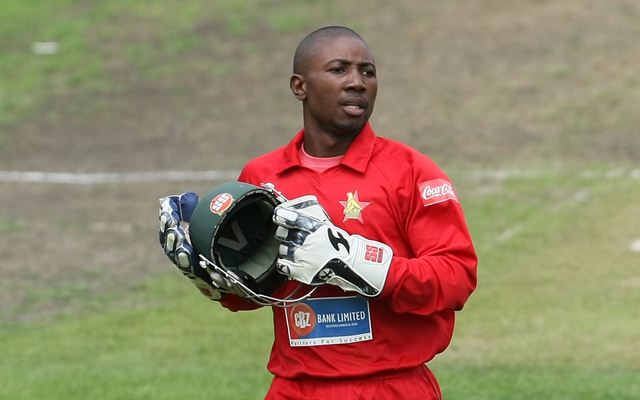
[339,190,371,223]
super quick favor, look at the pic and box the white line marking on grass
[466,169,557,180]
[496,227,520,242]
[0,170,241,184]
[470,168,640,181]
[630,239,640,253]
[580,169,640,180]
[0,168,638,185]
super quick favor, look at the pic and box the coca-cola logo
[418,178,458,206]
[422,183,454,200]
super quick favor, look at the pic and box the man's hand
[159,192,241,300]
[273,195,393,297]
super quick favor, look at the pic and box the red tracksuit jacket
[223,123,477,379]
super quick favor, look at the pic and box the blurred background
[1,1,638,399]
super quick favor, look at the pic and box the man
[160,26,477,399]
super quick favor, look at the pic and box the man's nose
[345,70,365,91]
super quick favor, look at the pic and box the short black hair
[293,26,367,75]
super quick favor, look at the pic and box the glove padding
[159,192,243,300]
[273,195,393,297]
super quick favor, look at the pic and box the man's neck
[302,123,363,157]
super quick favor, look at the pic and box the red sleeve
[379,173,478,316]
[237,165,251,184]
[219,293,262,311]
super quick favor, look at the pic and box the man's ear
[290,74,306,100]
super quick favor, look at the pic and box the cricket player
[160,26,477,399]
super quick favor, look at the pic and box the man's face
[296,36,377,137]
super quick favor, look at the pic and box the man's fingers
[164,230,177,253]
[273,207,301,229]
[280,195,319,208]
[209,271,226,289]
[273,207,326,233]
[159,211,176,233]
[176,250,192,270]
[276,258,297,276]
[159,196,180,232]
[207,267,247,297]
[178,192,198,222]
[275,226,309,246]
[199,258,240,294]
[164,227,188,255]
[275,226,288,241]
[278,242,298,262]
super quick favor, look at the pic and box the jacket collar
[276,122,376,175]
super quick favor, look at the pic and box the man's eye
[330,67,345,74]
[362,70,376,77]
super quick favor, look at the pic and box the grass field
[1,1,639,399]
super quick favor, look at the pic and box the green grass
[2,174,639,399]
[436,365,640,400]
[0,0,337,131]
[0,275,275,400]
[431,172,640,398]
[0,1,110,128]
[0,216,24,233]
[2,1,639,399]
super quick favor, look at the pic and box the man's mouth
[341,100,367,117]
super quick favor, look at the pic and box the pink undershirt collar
[299,144,344,173]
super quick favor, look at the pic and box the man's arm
[380,199,478,315]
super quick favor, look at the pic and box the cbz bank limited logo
[289,303,316,337]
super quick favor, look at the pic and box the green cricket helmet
[189,182,286,299]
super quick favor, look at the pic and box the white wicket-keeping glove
[273,195,393,297]
[159,193,243,300]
